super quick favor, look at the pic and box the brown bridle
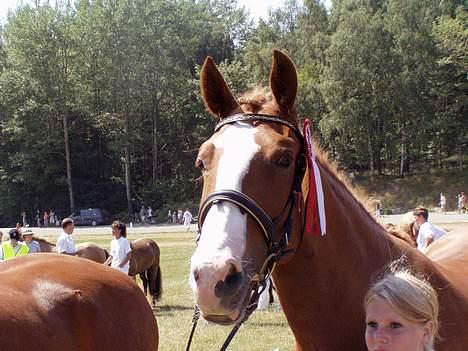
[186,113,306,351]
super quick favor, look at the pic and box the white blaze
[191,123,259,283]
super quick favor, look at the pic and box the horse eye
[195,158,206,171]
[277,154,293,168]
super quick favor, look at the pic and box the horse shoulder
[425,225,468,295]
[0,254,158,350]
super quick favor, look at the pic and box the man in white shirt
[439,193,447,214]
[56,218,77,255]
[183,208,193,231]
[413,207,447,253]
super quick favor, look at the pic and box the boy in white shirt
[104,221,132,275]
[413,207,447,253]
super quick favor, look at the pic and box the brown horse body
[33,236,109,263]
[0,253,158,350]
[190,50,468,350]
[129,238,162,306]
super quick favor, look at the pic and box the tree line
[0,0,465,225]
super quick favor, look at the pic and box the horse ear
[269,50,297,112]
[200,57,241,119]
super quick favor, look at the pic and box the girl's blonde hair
[364,270,439,350]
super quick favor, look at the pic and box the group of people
[167,208,193,229]
[55,218,132,275]
[0,227,41,260]
[0,218,132,275]
[439,191,467,214]
[136,206,155,224]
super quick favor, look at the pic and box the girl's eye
[367,321,378,329]
[390,322,402,329]
[195,158,205,171]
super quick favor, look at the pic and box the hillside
[354,169,467,214]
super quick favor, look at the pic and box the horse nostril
[214,264,243,298]
[193,269,200,283]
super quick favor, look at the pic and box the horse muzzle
[190,257,251,324]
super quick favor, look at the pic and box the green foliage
[0,0,465,224]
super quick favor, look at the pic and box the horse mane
[237,87,413,245]
[32,236,56,246]
[312,145,417,244]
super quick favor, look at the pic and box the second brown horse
[129,238,163,307]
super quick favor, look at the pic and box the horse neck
[34,237,56,252]
[273,161,417,348]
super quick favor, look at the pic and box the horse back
[0,253,158,351]
[129,238,160,276]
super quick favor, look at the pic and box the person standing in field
[20,211,27,227]
[459,192,467,214]
[35,210,41,227]
[0,229,29,260]
[167,210,172,224]
[56,218,77,255]
[439,193,446,214]
[183,208,193,231]
[49,209,55,226]
[43,211,49,228]
[22,228,41,253]
[413,207,446,253]
[104,221,132,275]
[177,208,183,224]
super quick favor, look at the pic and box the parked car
[69,208,111,226]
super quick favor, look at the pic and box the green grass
[76,232,295,350]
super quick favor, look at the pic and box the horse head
[189,50,305,325]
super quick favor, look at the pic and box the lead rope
[185,279,269,351]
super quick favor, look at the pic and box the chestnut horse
[189,50,468,349]
[32,236,109,263]
[0,253,158,350]
[129,238,162,307]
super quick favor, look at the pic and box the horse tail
[104,249,110,260]
[148,265,162,301]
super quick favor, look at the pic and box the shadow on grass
[250,321,290,327]
[154,304,193,316]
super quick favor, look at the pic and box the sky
[0,0,333,24]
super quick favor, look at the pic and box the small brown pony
[0,253,158,350]
[129,238,162,307]
[32,236,109,263]
[189,50,468,349]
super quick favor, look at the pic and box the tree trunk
[124,144,133,216]
[63,115,75,213]
[367,128,375,174]
[152,99,159,181]
[458,145,464,170]
[399,141,405,177]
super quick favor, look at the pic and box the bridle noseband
[186,113,306,351]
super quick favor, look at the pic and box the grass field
[73,231,295,351]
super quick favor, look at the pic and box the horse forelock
[237,87,298,125]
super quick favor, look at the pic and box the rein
[186,113,306,351]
